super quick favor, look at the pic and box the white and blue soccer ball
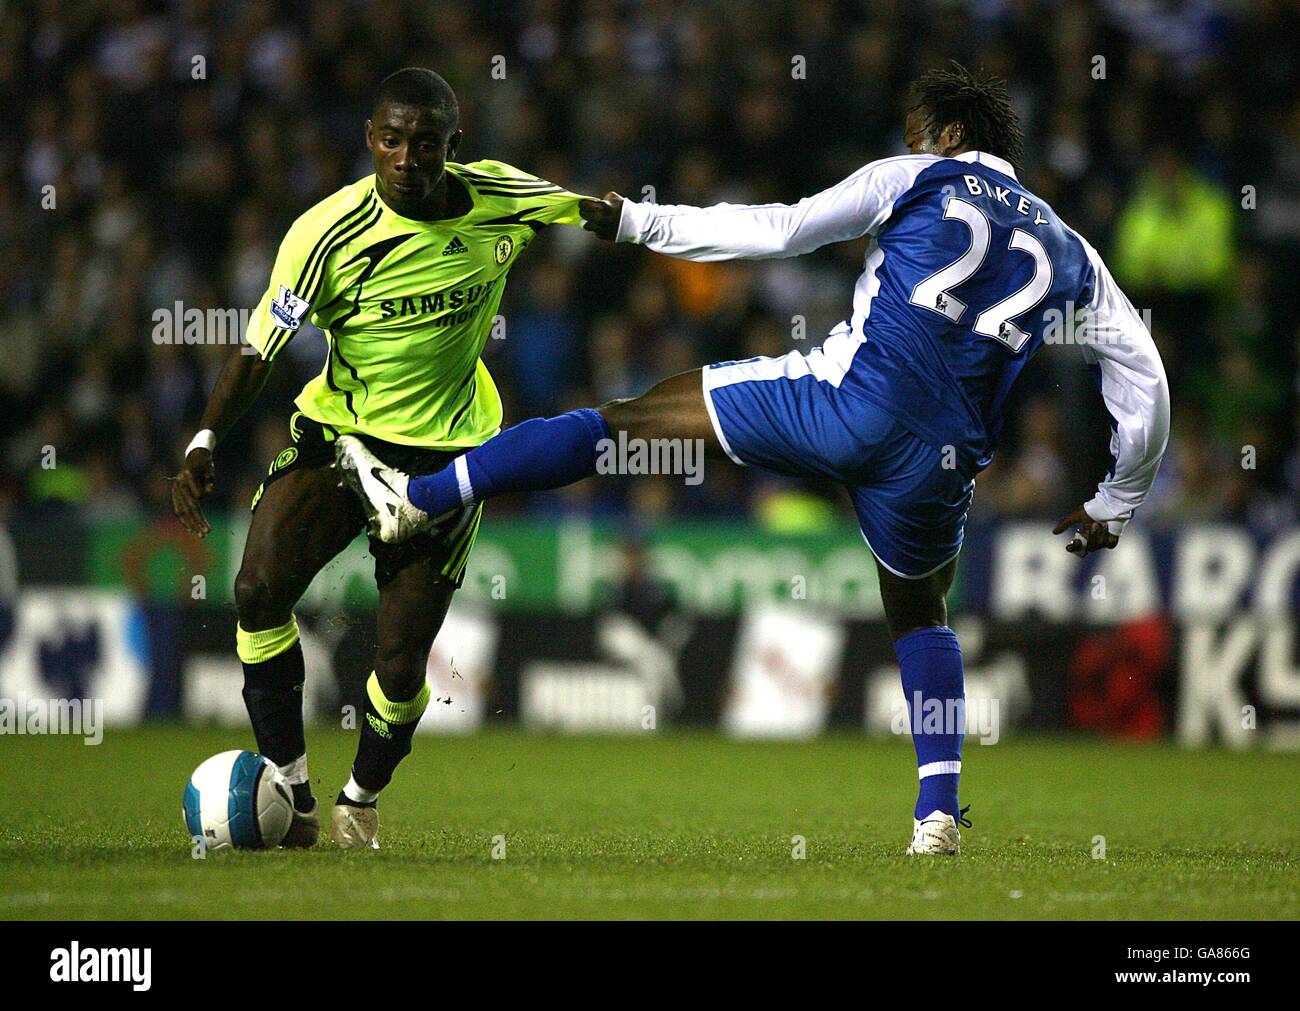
[182,750,294,850]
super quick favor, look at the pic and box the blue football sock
[895,626,965,819]
[407,408,610,516]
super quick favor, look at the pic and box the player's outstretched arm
[585,157,925,262]
[170,346,273,539]
[1052,242,1170,556]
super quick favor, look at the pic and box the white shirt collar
[953,150,1019,181]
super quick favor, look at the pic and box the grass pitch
[1,725,1295,919]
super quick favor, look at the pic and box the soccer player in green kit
[169,68,587,848]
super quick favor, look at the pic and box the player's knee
[600,371,710,444]
[371,662,425,705]
[372,640,431,702]
[878,576,950,641]
[883,598,949,641]
[234,567,291,630]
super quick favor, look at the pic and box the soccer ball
[182,750,294,850]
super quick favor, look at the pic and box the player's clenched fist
[579,192,625,240]
[170,448,215,539]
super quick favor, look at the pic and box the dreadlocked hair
[909,61,1024,168]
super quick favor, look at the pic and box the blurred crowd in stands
[2,0,1298,539]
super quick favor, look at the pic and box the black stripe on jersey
[323,334,351,419]
[262,327,289,359]
[330,233,418,334]
[299,198,382,308]
[457,170,550,187]
[473,186,563,197]
[445,375,477,433]
[324,330,370,423]
[294,192,378,307]
[475,208,550,233]
[465,181,560,193]
[261,192,376,361]
[460,176,565,194]
[263,196,382,361]
[447,362,477,404]
[261,325,292,365]
[321,232,417,421]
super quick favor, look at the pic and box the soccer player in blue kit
[337,63,1170,854]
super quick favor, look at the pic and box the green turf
[0,725,1295,919]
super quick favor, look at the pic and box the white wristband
[186,429,216,456]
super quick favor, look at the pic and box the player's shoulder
[847,153,943,185]
[282,176,379,245]
[1058,218,1101,263]
[453,158,539,180]
[451,159,558,192]
[833,154,946,204]
[864,153,945,173]
[1057,218,1108,290]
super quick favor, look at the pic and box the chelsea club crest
[494,235,514,264]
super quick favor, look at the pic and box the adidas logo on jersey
[442,236,468,256]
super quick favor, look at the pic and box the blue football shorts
[702,351,974,578]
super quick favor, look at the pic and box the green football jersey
[245,160,586,447]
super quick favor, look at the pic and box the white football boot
[330,801,380,850]
[334,435,429,544]
[906,810,963,856]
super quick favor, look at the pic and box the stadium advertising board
[42,516,1300,617]
[4,591,1295,749]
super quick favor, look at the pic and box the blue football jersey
[619,150,1169,532]
[841,156,1094,472]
